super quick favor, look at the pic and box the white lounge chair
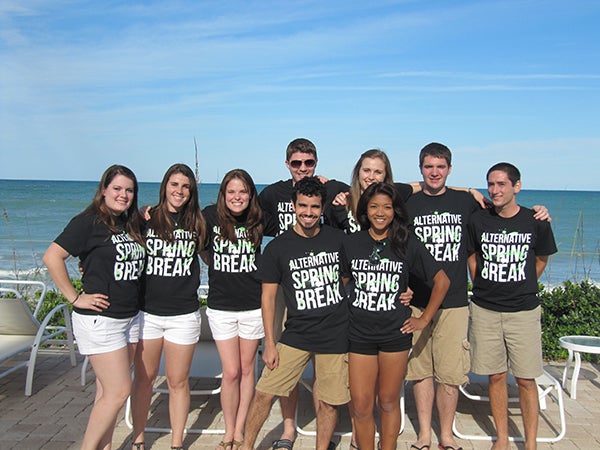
[123,285,227,435]
[452,370,566,443]
[295,365,406,438]
[0,279,77,396]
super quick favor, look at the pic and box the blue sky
[1,0,599,190]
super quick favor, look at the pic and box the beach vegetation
[541,280,600,362]
[39,278,208,328]
[565,210,597,282]
[34,279,597,361]
[7,277,599,362]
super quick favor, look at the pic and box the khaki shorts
[406,306,470,385]
[469,302,542,379]
[256,343,350,406]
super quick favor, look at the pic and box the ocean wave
[0,267,46,279]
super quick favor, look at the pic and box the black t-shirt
[258,225,349,353]
[394,182,414,202]
[406,189,479,309]
[202,205,262,311]
[342,230,440,343]
[141,212,201,316]
[54,212,145,319]
[468,206,557,312]
[326,182,413,234]
[258,178,350,237]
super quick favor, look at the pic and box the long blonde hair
[348,149,394,217]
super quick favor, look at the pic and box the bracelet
[72,292,81,305]
[468,187,472,194]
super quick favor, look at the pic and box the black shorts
[349,334,412,355]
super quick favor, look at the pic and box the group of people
[43,138,556,450]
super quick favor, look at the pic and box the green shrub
[34,279,600,363]
[36,279,82,327]
[541,280,600,362]
[39,279,208,327]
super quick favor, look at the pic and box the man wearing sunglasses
[259,137,349,237]
[257,138,349,449]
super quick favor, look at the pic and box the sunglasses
[289,159,316,169]
[369,241,386,265]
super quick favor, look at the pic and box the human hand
[140,205,152,221]
[332,191,349,206]
[262,343,279,370]
[532,205,551,222]
[400,316,428,334]
[75,292,109,311]
[468,188,490,209]
[399,288,413,306]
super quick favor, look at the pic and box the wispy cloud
[378,71,600,80]
[1,0,599,189]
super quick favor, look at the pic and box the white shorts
[139,310,201,345]
[206,307,265,341]
[72,311,140,356]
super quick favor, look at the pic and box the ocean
[1,179,598,285]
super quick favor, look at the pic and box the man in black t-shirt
[257,138,348,448]
[467,162,557,450]
[405,143,479,450]
[258,137,349,237]
[241,177,350,450]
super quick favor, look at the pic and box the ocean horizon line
[1,178,599,193]
[1,179,598,283]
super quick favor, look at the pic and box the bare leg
[131,338,163,448]
[216,337,242,445]
[279,386,299,442]
[436,383,460,449]
[349,352,378,450]
[312,368,319,415]
[164,340,196,448]
[82,346,132,450]
[412,377,434,448]
[94,378,112,450]
[349,402,359,449]
[316,400,338,450]
[516,377,539,450]
[377,351,408,450]
[235,338,261,442]
[239,390,276,450]
[489,372,510,450]
[273,288,296,443]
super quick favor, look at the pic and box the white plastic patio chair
[0,279,77,396]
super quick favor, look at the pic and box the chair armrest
[35,303,70,343]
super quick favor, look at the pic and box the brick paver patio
[0,348,598,449]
